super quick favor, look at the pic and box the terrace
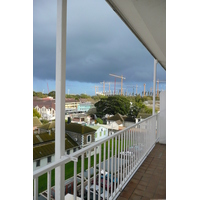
[33,0,166,199]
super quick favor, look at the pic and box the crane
[47,83,49,94]
[156,80,166,97]
[91,85,103,95]
[100,81,106,95]
[125,85,137,96]
[143,83,146,97]
[109,74,126,96]
[100,81,120,95]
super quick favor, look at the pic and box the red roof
[33,99,55,110]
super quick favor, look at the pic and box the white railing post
[87,150,91,200]
[74,161,77,200]
[107,139,110,200]
[81,154,84,200]
[55,0,67,200]
[34,178,38,200]
[47,171,51,200]
[111,138,114,198]
[33,114,160,200]
[98,145,101,200]
[153,58,158,115]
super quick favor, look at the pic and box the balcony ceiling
[106,0,166,70]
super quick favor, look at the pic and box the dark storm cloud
[33,0,166,85]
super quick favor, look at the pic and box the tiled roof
[115,120,123,125]
[33,135,78,160]
[136,112,152,119]
[33,132,55,145]
[33,117,42,127]
[108,113,124,122]
[38,121,55,130]
[123,116,135,122]
[65,123,96,134]
[65,98,79,103]
[33,99,55,110]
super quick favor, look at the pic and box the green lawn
[36,138,125,193]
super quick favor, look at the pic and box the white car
[85,184,108,200]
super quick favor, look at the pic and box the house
[123,116,135,127]
[99,122,119,136]
[70,113,87,124]
[65,123,96,148]
[37,121,55,134]
[135,112,152,123]
[65,98,80,111]
[33,116,42,132]
[77,102,95,113]
[33,132,79,171]
[87,125,108,141]
[33,97,56,120]
[107,113,125,127]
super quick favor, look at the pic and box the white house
[33,132,79,171]
[87,125,109,141]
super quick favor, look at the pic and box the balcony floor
[117,143,166,200]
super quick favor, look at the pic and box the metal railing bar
[93,147,97,200]
[87,150,91,200]
[74,161,77,200]
[111,137,114,198]
[34,178,38,200]
[47,170,51,200]
[81,154,84,200]
[107,139,110,200]
[33,114,158,180]
[98,144,101,200]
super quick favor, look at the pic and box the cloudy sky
[33,0,166,96]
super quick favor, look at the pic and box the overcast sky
[33,0,166,96]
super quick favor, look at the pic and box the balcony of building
[33,0,166,200]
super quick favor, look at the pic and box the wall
[33,148,74,171]
[95,127,108,141]
[158,91,166,144]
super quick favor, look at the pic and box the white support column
[55,0,67,200]
[153,59,157,115]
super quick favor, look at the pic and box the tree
[48,91,55,99]
[96,118,103,124]
[95,95,130,117]
[33,108,41,118]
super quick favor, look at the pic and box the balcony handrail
[33,113,158,179]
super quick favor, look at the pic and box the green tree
[96,118,103,124]
[33,108,41,118]
[95,95,130,117]
[48,91,55,99]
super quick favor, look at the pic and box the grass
[35,138,125,194]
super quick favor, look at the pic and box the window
[67,150,70,155]
[87,135,91,143]
[104,130,106,135]
[73,148,76,152]
[95,132,97,138]
[36,160,40,167]
[100,132,102,137]
[47,156,51,163]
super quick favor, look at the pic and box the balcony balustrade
[33,112,162,200]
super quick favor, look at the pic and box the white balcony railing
[33,113,159,200]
